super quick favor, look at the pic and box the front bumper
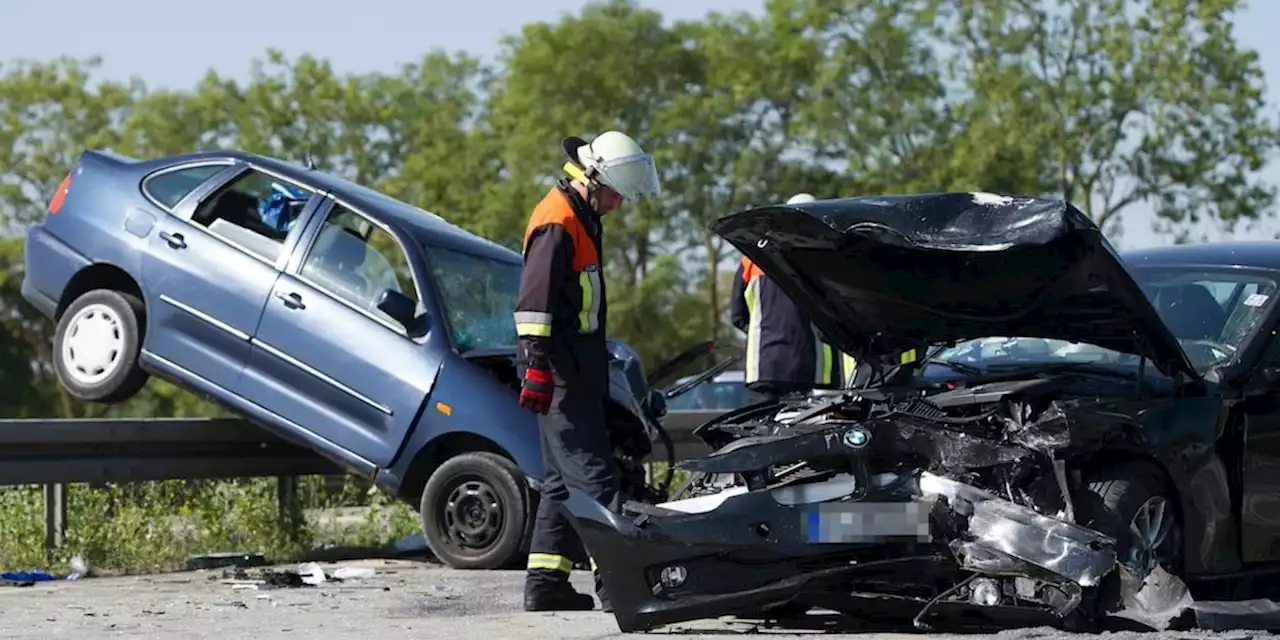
[564,470,1117,633]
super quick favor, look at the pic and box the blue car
[20,149,697,569]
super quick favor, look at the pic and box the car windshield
[929,266,1278,376]
[425,245,522,353]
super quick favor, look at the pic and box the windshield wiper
[922,358,985,376]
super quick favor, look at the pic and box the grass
[0,476,421,576]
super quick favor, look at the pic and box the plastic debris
[332,566,375,580]
[298,562,327,586]
[67,556,86,580]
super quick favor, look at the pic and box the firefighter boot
[524,571,595,612]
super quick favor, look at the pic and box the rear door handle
[275,291,305,310]
[158,231,186,249]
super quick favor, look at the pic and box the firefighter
[730,193,841,403]
[513,130,661,613]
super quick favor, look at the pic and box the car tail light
[47,173,72,214]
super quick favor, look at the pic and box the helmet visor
[595,153,660,202]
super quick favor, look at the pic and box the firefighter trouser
[525,380,621,595]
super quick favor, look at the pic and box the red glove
[519,367,554,414]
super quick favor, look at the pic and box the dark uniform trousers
[526,376,620,596]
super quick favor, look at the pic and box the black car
[563,192,1280,633]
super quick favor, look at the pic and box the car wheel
[1073,461,1185,628]
[420,452,532,570]
[53,289,150,404]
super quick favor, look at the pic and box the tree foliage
[1,0,1277,418]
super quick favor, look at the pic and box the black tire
[420,452,532,570]
[1073,461,1184,627]
[52,289,150,404]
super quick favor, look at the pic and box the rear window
[143,164,227,209]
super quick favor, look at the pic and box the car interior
[1152,284,1228,341]
[193,188,292,262]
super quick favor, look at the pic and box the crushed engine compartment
[637,376,1280,632]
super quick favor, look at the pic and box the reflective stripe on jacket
[730,256,836,388]
[513,180,609,391]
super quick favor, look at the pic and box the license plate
[801,501,933,543]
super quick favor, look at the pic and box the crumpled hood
[709,192,1199,380]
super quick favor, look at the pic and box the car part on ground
[565,192,1280,634]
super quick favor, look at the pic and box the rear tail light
[47,173,72,214]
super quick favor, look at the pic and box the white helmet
[563,131,661,202]
[787,193,817,205]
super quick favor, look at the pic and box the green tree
[935,0,1280,239]
[0,57,139,417]
[483,0,717,364]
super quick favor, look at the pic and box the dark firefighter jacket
[513,180,609,393]
[730,256,838,388]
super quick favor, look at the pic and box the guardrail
[0,415,713,552]
[0,417,342,550]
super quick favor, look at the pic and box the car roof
[1121,241,1280,271]
[170,150,522,265]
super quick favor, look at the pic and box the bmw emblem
[842,427,870,448]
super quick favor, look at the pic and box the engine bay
[639,373,1185,629]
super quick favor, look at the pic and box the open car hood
[709,192,1200,380]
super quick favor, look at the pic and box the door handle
[158,231,186,249]
[275,291,305,310]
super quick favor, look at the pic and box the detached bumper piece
[562,468,1120,633]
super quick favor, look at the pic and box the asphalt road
[0,559,1267,640]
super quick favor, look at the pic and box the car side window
[299,203,420,327]
[190,167,314,263]
[143,164,227,209]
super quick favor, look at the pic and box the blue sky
[3,0,1279,250]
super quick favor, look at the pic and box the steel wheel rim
[439,476,504,554]
[61,303,125,386]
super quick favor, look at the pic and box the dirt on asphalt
[0,559,1268,640]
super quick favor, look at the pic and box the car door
[141,162,321,393]
[1239,332,1280,565]
[234,196,443,468]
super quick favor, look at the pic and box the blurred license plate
[801,502,932,543]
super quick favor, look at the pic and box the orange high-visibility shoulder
[522,187,599,269]
[741,256,763,282]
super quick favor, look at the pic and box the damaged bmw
[564,192,1280,633]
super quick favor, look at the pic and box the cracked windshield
[930,268,1277,376]
[426,246,522,352]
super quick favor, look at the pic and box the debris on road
[1113,565,1280,631]
[298,562,326,585]
[185,552,268,571]
[332,566,376,580]
[212,562,381,592]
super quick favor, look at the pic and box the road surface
[0,559,1264,640]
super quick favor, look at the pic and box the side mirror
[376,289,418,327]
